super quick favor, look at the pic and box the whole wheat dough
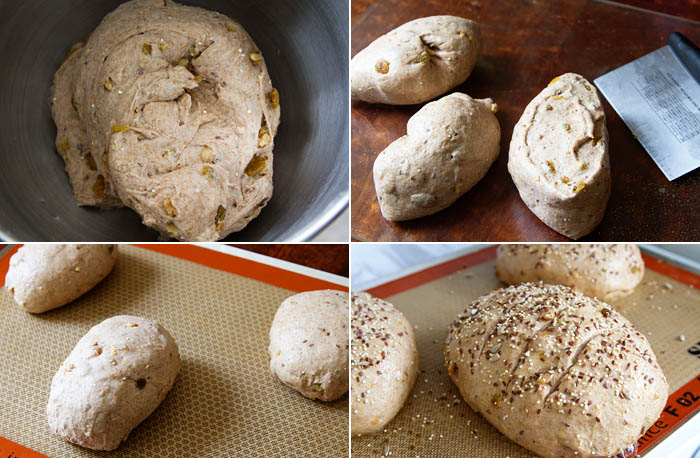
[508,73,610,239]
[50,0,280,241]
[269,290,349,401]
[444,283,667,458]
[373,92,500,221]
[496,244,645,301]
[351,16,480,105]
[5,244,118,313]
[47,315,180,451]
[351,292,419,435]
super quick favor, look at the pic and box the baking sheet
[0,244,348,458]
[352,249,700,458]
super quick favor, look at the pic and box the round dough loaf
[5,244,118,313]
[373,92,500,221]
[351,15,480,105]
[496,244,645,301]
[47,315,180,451]
[508,73,610,239]
[444,283,668,458]
[50,0,280,241]
[269,290,349,401]
[351,292,419,434]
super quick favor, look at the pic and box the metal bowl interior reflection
[0,0,348,241]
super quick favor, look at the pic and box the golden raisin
[141,43,152,56]
[215,205,226,232]
[415,52,430,63]
[60,138,70,152]
[166,222,179,239]
[104,77,114,91]
[112,124,131,133]
[245,155,266,176]
[163,198,176,217]
[546,160,555,173]
[258,124,272,148]
[249,52,263,64]
[159,42,168,52]
[93,175,105,198]
[563,123,571,131]
[202,165,214,178]
[201,146,214,163]
[177,58,189,67]
[375,59,389,74]
[561,176,570,184]
[269,88,279,108]
[546,105,553,111]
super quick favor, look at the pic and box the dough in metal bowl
[50,0,280,241]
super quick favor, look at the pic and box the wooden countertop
[229,244,349,277]
[351,0,700,241]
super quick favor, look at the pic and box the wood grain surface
[229,244,349,277]
[351,0,700,242]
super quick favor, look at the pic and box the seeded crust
[47,315,180,451]
[351,16,480,105]
[496,244,644,301]
[508,73,610,239]
[5,244,118,313]
[373,92,500,221]
[351,292,419,434]
[269,290,349,401]
[50,0,280,241]
[444,283,667,458]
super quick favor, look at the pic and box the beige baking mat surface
[352,259,700,458]
[0,245,348,458]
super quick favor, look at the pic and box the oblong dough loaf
[269,290,349,401]
[373,93,500,221]
[351,292,419,434]
[496,244,644,301]
[508,73,610,239]
[47,315,180,451]
[444,283,668,458]
[351,15,480,105]
[5,244,118,313]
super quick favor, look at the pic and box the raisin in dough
[50,0,280,241]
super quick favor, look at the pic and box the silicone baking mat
[0,244,349,458]
[352,246,700,458]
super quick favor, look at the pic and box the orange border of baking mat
[365,245,700,457]
[134,244,347,293]
[0,436,50,458]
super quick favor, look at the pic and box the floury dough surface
[50,0,280,241]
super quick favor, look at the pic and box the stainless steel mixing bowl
[0,0,348,241]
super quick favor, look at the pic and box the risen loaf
[444,283,667,458]
[351,292,419,434]
[496,244,644,301]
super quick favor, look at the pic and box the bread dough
[50,0,280,241]
[373,92,500,220]
[47,315,180,450]
[351,292,419,435]
[269,290,349,401]
[496,244,644,301]
[508,73,610,239]
[444,283,668,458]
[5,244,118,313]
[351,16,480,105]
